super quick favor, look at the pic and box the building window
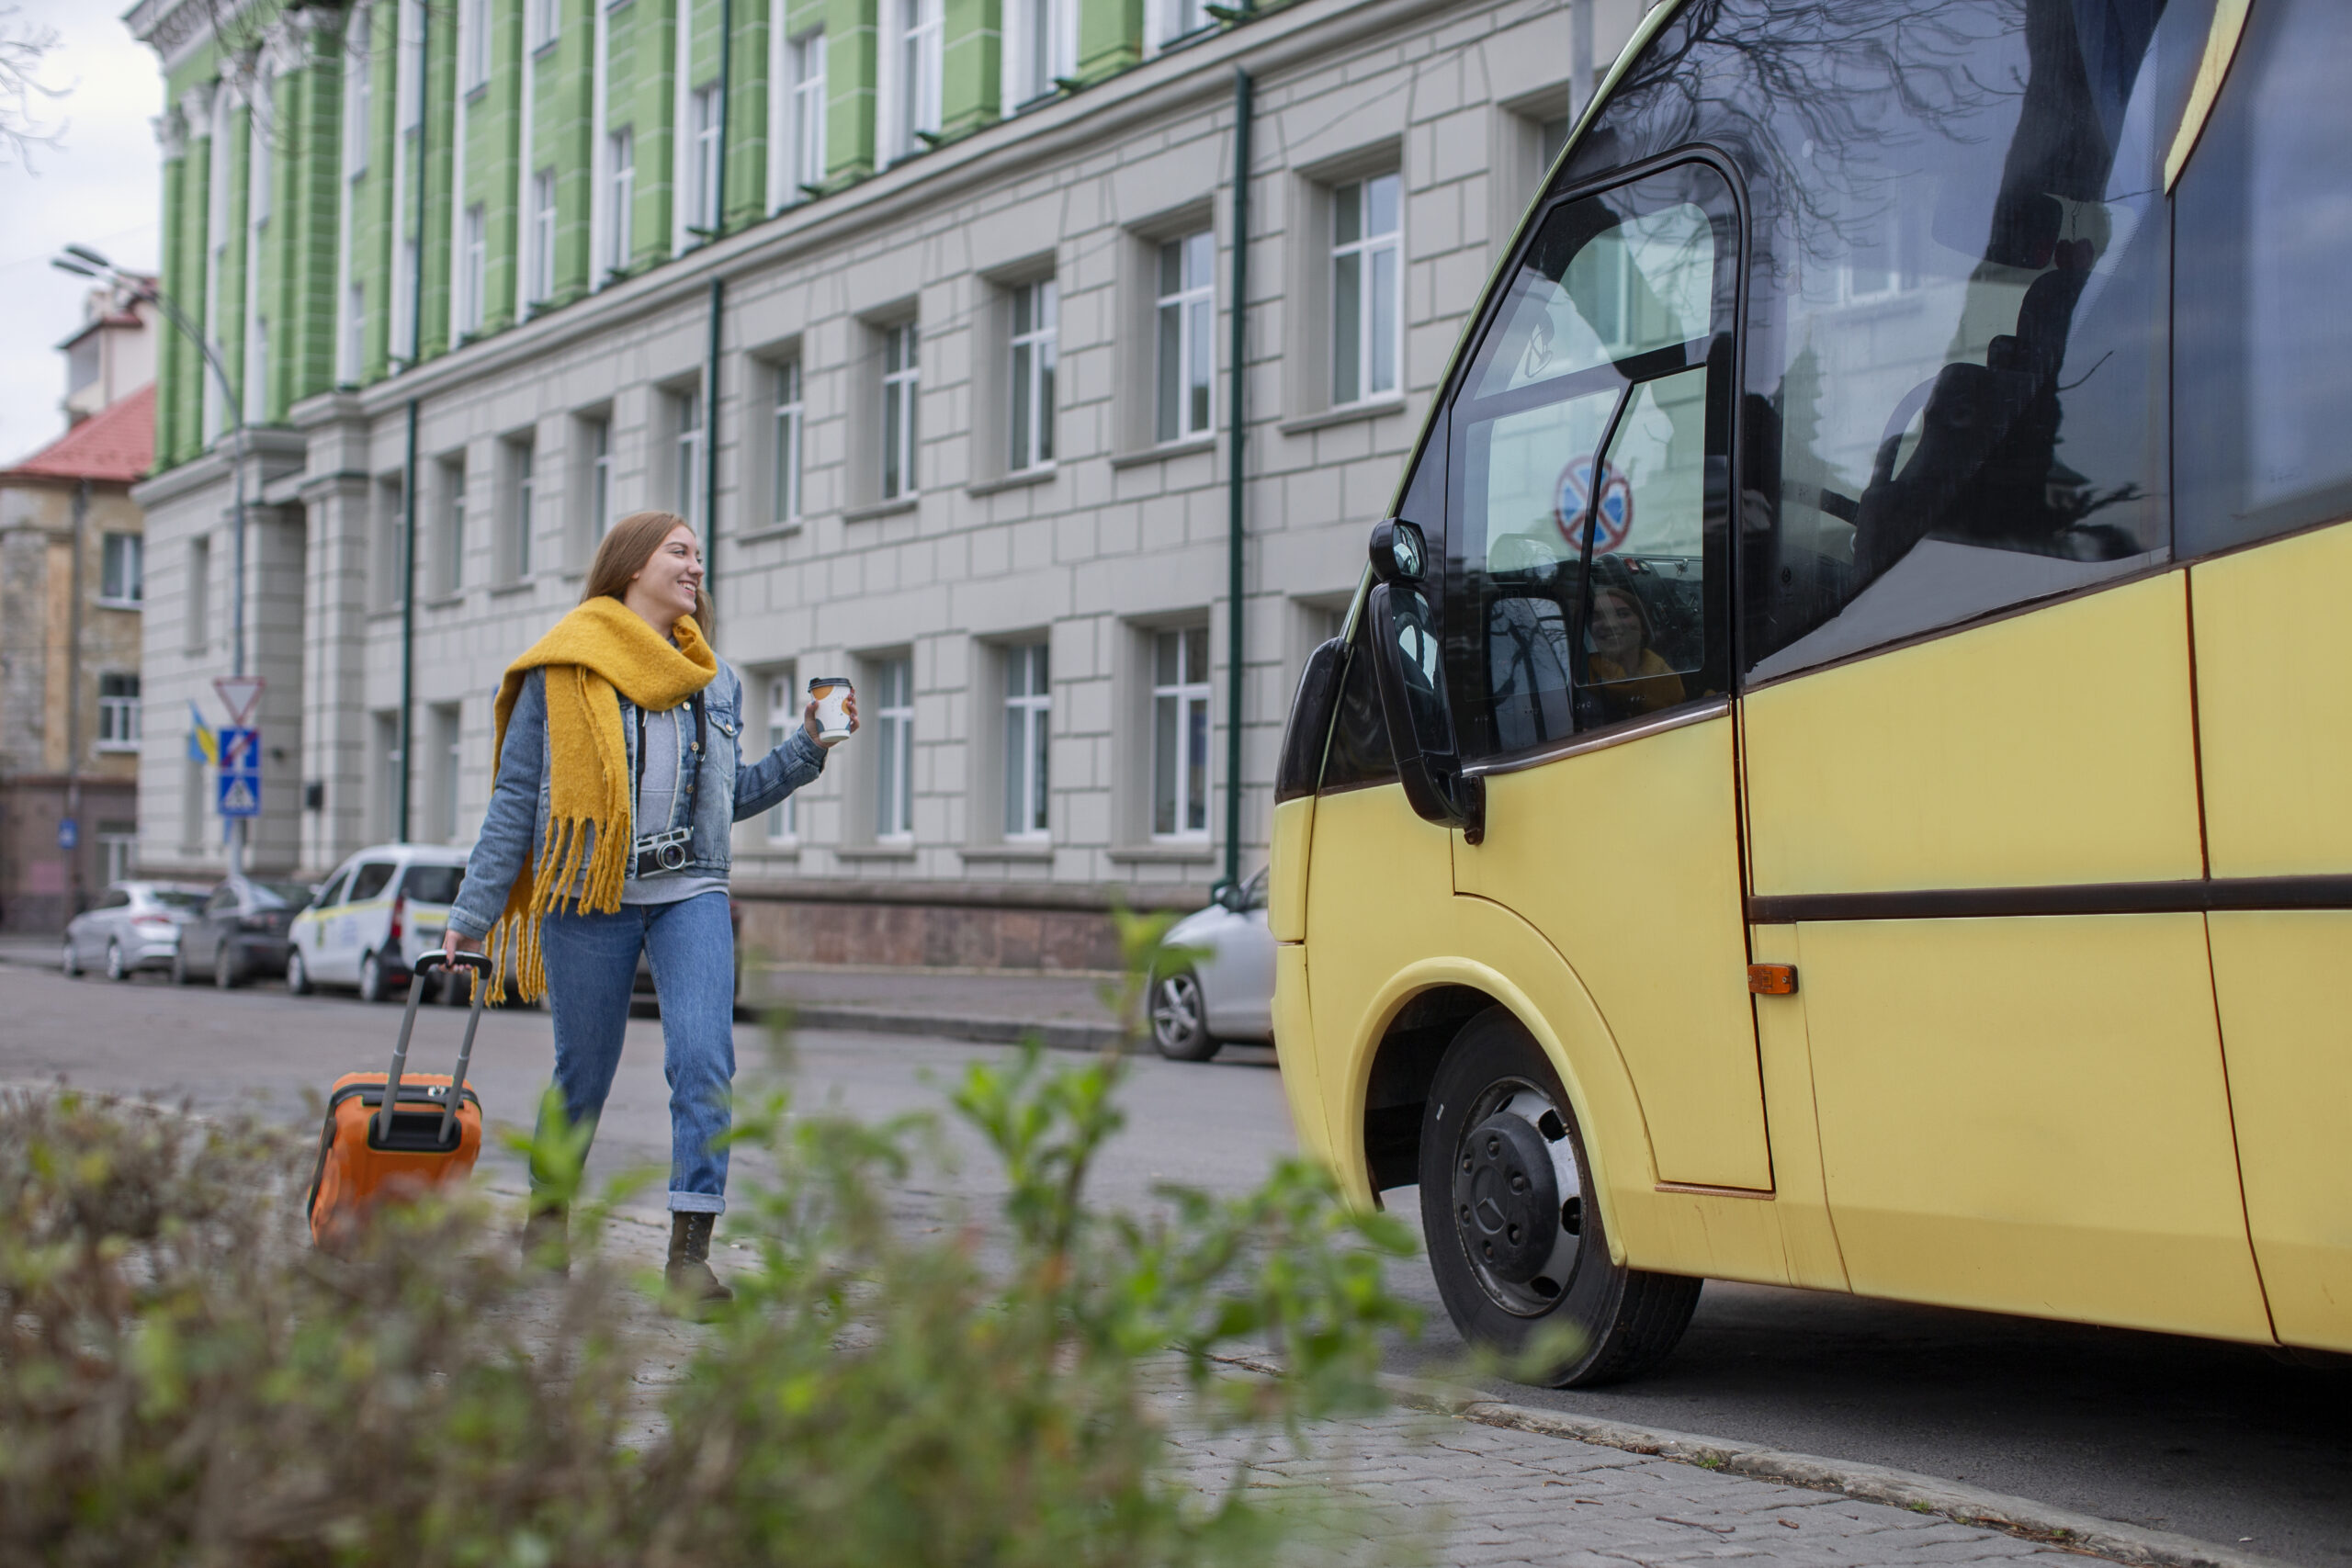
[1015,0,1075,105]
[1539,114,1571,169]
[527,0,560,51]
[873,655,913,838]
[895,0,941,159]
[881,321,919,500]
[187,536,210,649]
[98,533,142,605]
[345,31,371,177]
[460,0,491,91]
[1002,642,1049,838]
[1163,0,1209,43]
[507,436,536,580]
[459,204,487,334]
[586,415,612,536]
[673,386,704,527]
[605,130,635,276]
[342,282,366,382]
[398,0,424,129]
[372,710,402,841]
[1331,172,1402,405]
[374,477,405,611]
[764,671,798,841]
[100,824,135,886]
[1157,231,1214,443]
[97,673,141,750]
[429,704,461,842]
[772,359,804,526]
[528,168,557,304]
[786,30,826,197]
[689,85,721,235]
[1009,278,1057,472]
[436,457,466,594]
[1151,626,1210,840]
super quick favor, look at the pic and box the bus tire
[1419,1007,1700,1388]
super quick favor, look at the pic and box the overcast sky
[0,0,162,466]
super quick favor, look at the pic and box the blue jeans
[535,890,736,1213]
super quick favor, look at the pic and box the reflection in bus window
[1445,164,1735,762]
[1557,0,2215,681]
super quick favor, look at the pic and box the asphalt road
[4,958,2346,1566]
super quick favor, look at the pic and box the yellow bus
[1270,0,2351,1385]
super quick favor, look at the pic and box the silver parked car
[1148,868,1274,1062]
[61,881,211,982]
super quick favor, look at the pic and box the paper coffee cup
[808,677,854,747]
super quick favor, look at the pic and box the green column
[421,3,457,360]
[825,0,877,182]
[155,138,187,466]
[940,0,1000,139]
[1075,0,1140,85]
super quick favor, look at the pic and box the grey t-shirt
[621,699,727,907]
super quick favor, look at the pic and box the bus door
[1441,161,1770,1194]
[1732,0,2269,1340]
[2171,0,2352,1354]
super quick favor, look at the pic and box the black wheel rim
[1448,1076,1587,1316]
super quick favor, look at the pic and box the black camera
[632,828,692,877]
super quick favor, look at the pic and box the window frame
[891,0,942,161]
[880,320,921,501]
[527,166,558,305]
[458,203,487,335]
[763,670,800,842]
[871,653,915,840]
[1001,641,1052,839]
[96,671,141,750]
[1148,625,1213,841]
[435,455,468,596]
[505,434,536,581]
[673,384,705,528]
[689,85,722,235]
[97,532,143,607]
[783,28,826,201]
[1008,277,1058,474]
[605,129,635,278]
[771,358,805,527]
[1155,231,1215,444]
[1330,171,1404,408]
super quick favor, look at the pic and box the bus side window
[1733,0,2214,682]
[2174,0,2352,557]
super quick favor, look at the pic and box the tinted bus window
[2174,0,2352,558]
[1566,1,2211,681]
[1442,162,1736,759]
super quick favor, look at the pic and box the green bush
[0,964,1421,1566]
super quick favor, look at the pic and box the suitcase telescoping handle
[380,949,497,1145]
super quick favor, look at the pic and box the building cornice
[126,0,261,78]
[349,0,1457,417]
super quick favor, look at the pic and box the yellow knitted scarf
[481,596,717,1001]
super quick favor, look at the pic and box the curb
[738,999,1129,1052]
[1214,1355,2292,1568]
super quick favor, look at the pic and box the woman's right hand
[444,931,486,963]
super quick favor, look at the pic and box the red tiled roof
[2,383,155,485]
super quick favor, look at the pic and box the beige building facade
[132,0,1642,965]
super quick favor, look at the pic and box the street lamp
[56,243,253,874]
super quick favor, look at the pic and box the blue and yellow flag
[187,702,217,765]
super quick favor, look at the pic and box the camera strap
[633,692,708,825]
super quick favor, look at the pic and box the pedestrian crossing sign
[218,773,261,818]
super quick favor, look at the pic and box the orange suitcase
[306,951,494,1248]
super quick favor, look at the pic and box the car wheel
[170,943,192,986]
[286,948,312,996]
[60,938,79,977]
[106,941,130,983]
[1419,1007,1702,1388]
[358,950,395,1004]
[215,943,242,990]
[1149,968,1218,1062]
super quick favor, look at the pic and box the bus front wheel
[1418,1008,1700,1388]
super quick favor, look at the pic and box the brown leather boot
[665,1211,733,1314]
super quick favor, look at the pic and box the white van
[286,844,469,1002]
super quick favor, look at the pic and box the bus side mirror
[1366,579,1484,843]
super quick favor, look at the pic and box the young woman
[441,511,853,1304]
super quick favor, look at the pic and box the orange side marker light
[1747,964,1798,996]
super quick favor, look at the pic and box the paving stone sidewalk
[574,1201,2086,1568]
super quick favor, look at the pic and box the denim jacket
[447,658,824,940]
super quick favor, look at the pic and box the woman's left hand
[802,691,858,740]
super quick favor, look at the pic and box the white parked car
[1148,868,1274,1061]
[286,844,469,1002]
[61,881,210,981]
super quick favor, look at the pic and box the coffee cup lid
[808,676,852,691]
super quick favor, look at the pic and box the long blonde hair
[582,512,712,628]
